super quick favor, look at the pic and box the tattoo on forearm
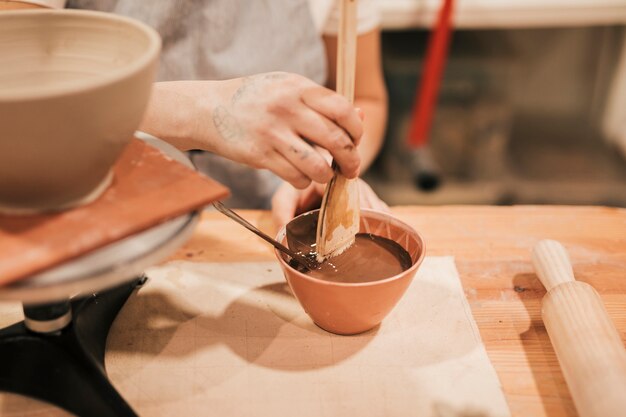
[219,72,291,143]
[262,73,289,81]
[231,76,253,106]
[231,72,290,106]
[213,106,243,142]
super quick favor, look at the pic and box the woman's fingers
[271,182,323,228]
[213,73,366,182]
[273,130,335,184]
[265,151,312,190]
[301,88,363,145]
[271,179,389,230]
[296,182,325,214]
[300,88,363,178]
[271,182,300,228]
[288,106,360,179]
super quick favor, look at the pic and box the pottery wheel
[0,132,198,304]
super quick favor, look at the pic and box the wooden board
[0,139,229,285]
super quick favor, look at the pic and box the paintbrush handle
[316,0,361,261]
[336,0,358,103]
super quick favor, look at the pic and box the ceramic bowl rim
[274,208,426,288]
[0,9,161,102]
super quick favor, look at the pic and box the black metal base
[0,277,145,417]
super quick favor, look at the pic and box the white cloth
[0,256,512,416]
[103,256,510,416]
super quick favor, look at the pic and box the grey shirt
[69,0,327,208]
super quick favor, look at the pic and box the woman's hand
[271,178,390,228]
[206,72,363,189]
[141,72,363,190]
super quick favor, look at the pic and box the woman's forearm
[139,74,365,188]
[354,96,387,172]
[139,80,227,152]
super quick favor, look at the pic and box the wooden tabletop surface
[168,205,626,417]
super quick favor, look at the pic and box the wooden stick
[315,0,360,261]
[336,0,358,102]
[532,240,626,417]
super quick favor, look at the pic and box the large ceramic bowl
[0,10,160,213]
[275,209,425,335]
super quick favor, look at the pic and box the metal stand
[0,134,203,415]
[0,277,147,416]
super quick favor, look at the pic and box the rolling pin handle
[532,239,576,291]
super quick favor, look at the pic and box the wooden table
[167,206,626,417]
[1,205,624,416]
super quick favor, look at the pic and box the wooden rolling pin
[532,240,626,417]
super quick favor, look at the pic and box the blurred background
[365,0,626,207]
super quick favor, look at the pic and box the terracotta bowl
[275,209,425,335]
[0,10,160,214]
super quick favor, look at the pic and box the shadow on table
[512,273,577,416]
[106,280,376,371]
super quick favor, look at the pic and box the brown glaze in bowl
[0,10,160,213]
[275,209,425,335]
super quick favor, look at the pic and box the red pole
[407,0,455,148]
